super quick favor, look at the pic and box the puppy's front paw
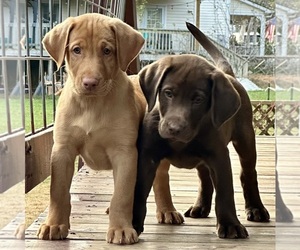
[106,227,138,244]
[132,221,144,236]
[217,223,248,239]
[156,210,184,224]
[37,223,69,240]
[246,206,270,222]
[184,205,210,218]
[14,223,25,240]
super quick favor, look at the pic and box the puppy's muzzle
[159,117,190,142]
[83,77,99,91]
[166,120,187,136]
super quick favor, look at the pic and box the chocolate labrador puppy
[133,22,270,239]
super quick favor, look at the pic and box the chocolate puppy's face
[139,55,241,143]
[157,67,212,143]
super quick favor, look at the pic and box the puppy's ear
[211,71,241,128]
[139,62,170,112]
[110,19,144,72]
[42,17,75,69]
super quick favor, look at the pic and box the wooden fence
[252,101,300,136]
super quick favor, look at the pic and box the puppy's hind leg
[184,164,213,218]
[154,159,184,225]
[232,130,270,222]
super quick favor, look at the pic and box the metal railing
[0,1,25,137]
[0,0,25,205]
[0,0,127,137]
[0,0,129,192]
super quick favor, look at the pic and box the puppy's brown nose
[167,121,183,136]
[83,77,99,91]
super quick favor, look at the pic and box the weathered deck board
[1,136,300,249]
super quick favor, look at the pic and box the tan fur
[37,13,146,244]
[153,160,184,224]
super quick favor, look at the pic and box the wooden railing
[230,44,260,57]
[198,40,249,77]
[139,28,195,54]
[139,28,248,77]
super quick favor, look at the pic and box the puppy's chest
[167,153,204,169]
[71,107,129,133]
[72,110,111,132]
[165,141,209,169]
[72,110,135,170]
[68,108,134,151]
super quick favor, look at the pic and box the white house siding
[231,0,272,15]
[137,0,196,29]
[230,0,273,56]
[165,0,196,29]
[200,0,231,47]
[137,0,196,55]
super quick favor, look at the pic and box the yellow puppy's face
[65,18,118,96]
[42,13,144,96]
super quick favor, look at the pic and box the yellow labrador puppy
[37,13,146,244]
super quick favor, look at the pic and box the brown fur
[132,23,270,239]
[37,13,146,244]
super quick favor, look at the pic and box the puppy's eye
[193,95,204,104]
[164,89,173,99]
[73,46,81,54]
[103,48,111,55]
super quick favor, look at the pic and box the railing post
[124,0,141,74]
[194,0,201,52]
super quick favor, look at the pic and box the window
[142,7,165,29]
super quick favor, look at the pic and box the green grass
[0,95,57,135]
[248,89,300,101]
[248,90,275,101]
[0,89,299,136]
[0,96,22,135]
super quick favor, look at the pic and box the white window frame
[141,6,166,29]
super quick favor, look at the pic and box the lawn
[0,89,299,136]
[0,94,57,135]
[248,89,300,101]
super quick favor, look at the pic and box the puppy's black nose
[83,77,99,91]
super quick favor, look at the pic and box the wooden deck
[1,136,300,249]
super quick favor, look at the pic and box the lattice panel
[276,102,300,136]
[251,101,300,136]
[252,101,275,136]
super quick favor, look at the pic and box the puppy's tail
[186,22,235,77]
